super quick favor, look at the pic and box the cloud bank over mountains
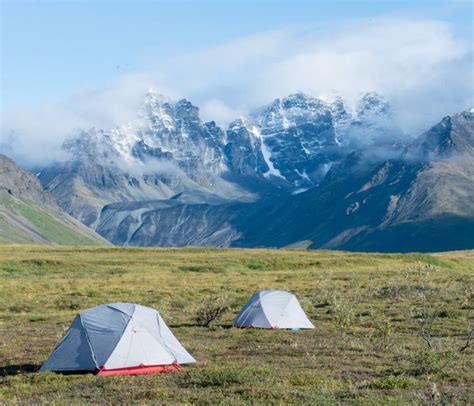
[1,17,472,167]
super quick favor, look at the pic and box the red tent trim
[98,362,181,376]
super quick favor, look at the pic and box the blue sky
[2,0,472,108]
[1,1,473,166]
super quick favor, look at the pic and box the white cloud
[176,18,471,126]
[200,99,246,125]
[1,17,472,167]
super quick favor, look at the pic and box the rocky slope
[0,155,109,245]
[236,111,474,251]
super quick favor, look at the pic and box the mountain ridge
[3,92,473,251]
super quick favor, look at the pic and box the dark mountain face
[24,89,474,252]
[235,111,474,252]
[412,111,474,158]
[257,94,340,186]
[224,118,269,177]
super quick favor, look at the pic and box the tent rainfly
[234,290,315,329]
[40,303,195,375]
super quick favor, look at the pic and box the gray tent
[41,303,195,375]
[234,290,315,329]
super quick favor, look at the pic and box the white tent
[40,303,195,375]
[234,290,315,329]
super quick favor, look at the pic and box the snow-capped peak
[356,92,390,118]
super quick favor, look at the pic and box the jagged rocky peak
[224,117,268,176]
[245,93,345,186]
[260,91,390,127]
[66,90,228,176]
[143,88,171,104]
[139,90,173,130]
[356,92,390,119]
[228,116,251,130]
[140,90,200,134]
[175,98,200,122]
[140,90,223,146]
[259,92,333,131]
[281,92,327,110]
[204,120,226,145]
[141,90,206,127]
[227,117,255,140]
[413,110,474,158]
[328,96,352,128]
[122,90,227,177]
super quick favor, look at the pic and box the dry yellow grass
[0,245,473,404]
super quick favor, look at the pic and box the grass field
[0,246,473,404]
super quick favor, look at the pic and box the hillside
[0,155,108,245]
[0,246,472,404]
[242,111,474,252]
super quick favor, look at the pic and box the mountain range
[2,91,473,251]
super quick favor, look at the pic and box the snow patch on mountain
[260,139,285,180]
[295,169,311,182]
[248,125,284,180]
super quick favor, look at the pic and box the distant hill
[0,154,109,245]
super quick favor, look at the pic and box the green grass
[0,246,473,404]
[0,194,104,246]
[0,215,36,244]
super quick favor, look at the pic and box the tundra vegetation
[0,246,472,404]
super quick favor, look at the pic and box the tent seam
[258,297,273,328]
[78,314,100,369]
[102,307,135,368]
[238,299,260,326]
[155,315,178,363]
[106,304,135,317]
[236,293,263,327]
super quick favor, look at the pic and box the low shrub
[330,295,355,338]
[406,351,456,376]
[195,295,230,327]
[369,317,395,351]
